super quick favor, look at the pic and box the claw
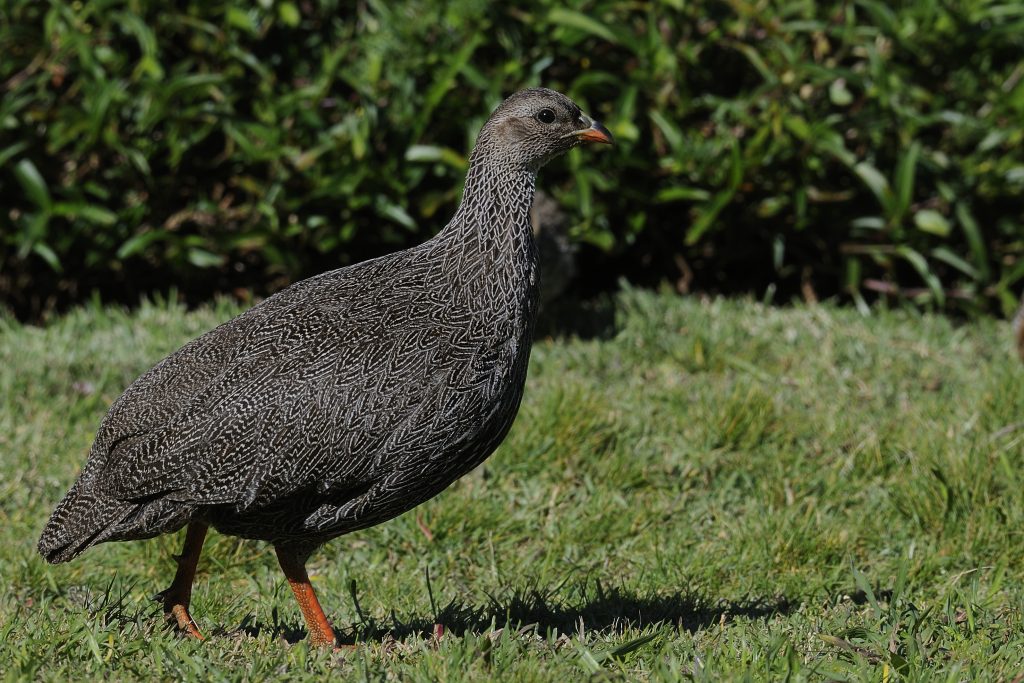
[154,522,209,641]
[168,603,205,640]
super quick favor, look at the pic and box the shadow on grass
[232,608,311,644]
[232,583,794,645]
[79,573,792,646]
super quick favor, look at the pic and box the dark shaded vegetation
[1,0,1023,321]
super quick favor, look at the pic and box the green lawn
[2,290,1023,680]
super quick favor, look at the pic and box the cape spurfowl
[39,88,613,647]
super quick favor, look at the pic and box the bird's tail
[37,483,135,564]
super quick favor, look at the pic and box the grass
[2,288,1024,680]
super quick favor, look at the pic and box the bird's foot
[169,603,205,640]
[153,588,205,640]
[306,624,340,649]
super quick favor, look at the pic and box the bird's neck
[431,150,541,341]
[442,157,538,263]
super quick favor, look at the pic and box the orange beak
[572,117,614,145]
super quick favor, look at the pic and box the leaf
[0,142,30,169]
[376,198,417,231]
[411,34,482,142]
[187,248,225,268]
[816,133,857,167]
[758,196,788,218]
[955,204,990,280]
[686,144,743,245]
[124,148,152,176]
[896,246,945,305]
[655,186,711,203]
[226,6,257,34]
[649,110,683,153]
[932,247,980,280]
[913,209,951,236]
[829,79,853,106]
[853,162,892,214]
[783,115,811,140]
[731,43,777,84]
[14,159,51,210]
[83,627,103,665]
[405,145,467,170]
[850,562,881,619]
[610,119,640,143]
[32,242,62,272]
[289,148,321,172]
[53,203,117,226]
[978,130,1006,152]
[573,642,603,674]
[851,216,886,230]
[17,213,50,259]
[607,632,660,659]
[572,631,660,672]
[548,8,619,44]
[278,2,300,27]
[686,190,734,245]
[117,231,167,259]
[998,257,1024,292]
[855,0,903,39]
[895,142,921,220]
[818,634,884,663]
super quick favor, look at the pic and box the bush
[1,0,1023,319]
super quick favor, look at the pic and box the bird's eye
[535,108,556,124]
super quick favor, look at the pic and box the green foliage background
[1,0,1023,319]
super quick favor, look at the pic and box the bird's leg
[154,521,208,640]
[274,544,340,648]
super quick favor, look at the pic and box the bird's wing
[91,256,473,510]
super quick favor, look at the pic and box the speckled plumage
[39,89,612,568]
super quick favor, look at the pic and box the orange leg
[275,545,340,648]
[154,522,208,640]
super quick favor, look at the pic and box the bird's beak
[569,116,614,145]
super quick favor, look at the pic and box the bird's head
[473,87,613,172]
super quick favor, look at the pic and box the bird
[38,87,613,648]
